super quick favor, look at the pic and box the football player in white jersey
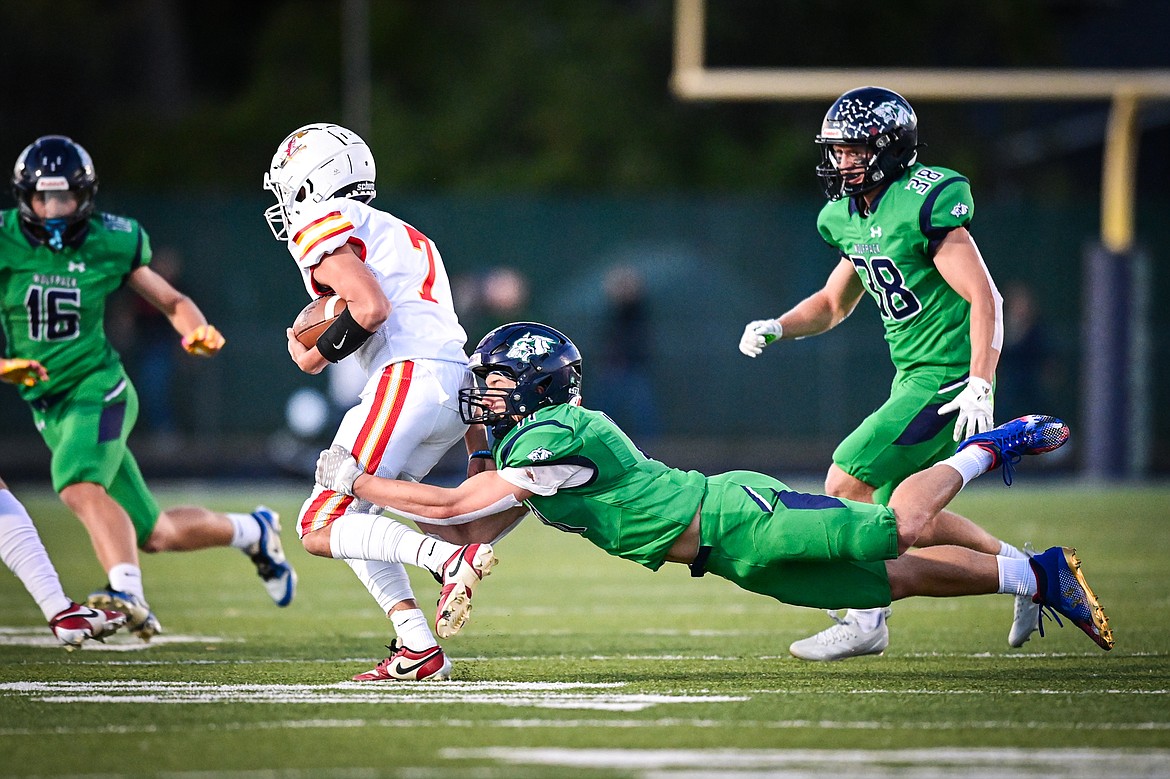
[0,461,127,649]
[265,123,503,681]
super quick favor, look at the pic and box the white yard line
[2,717,1168,738]
[0,680,746,712]
[442,747,1170,778]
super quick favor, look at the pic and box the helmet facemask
[458,370,524,431]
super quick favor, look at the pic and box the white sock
[996,556,1038,597]
[416,535,458,572]
[998,541,1027,559]
[848,608,884,633]
[108,562,146,602]
[345,558,416,613]
[390,607,438,650]
[330,514,459,574]
[939,446,996,487]
[0,490,72,620]
[227,512,262,550]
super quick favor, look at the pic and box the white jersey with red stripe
[286,197,469,376]
[297,358,470,537]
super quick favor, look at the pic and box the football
[292,295,348,349]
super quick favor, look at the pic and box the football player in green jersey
[314,322,1113,655]
[737,87,1037,660]
[0,136,296,639]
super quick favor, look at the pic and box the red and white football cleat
[49,602,127,651]
[352,640,451,681]
[435,543,497,639]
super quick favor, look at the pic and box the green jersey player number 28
[737,86,1026,662]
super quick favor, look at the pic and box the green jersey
[495,403,707,570]
[816,163,974,374]
[0,209,151,402]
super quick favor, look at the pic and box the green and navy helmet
[12,135,99,250]
[460,322,583,435]
[815,86,918,200]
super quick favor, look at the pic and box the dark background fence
[2,1,1168,480]
[4,190,1164,479]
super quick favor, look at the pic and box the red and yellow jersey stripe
[299,361,415,535]
[292,211,355,262]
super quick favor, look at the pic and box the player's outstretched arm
[127,266,225,357]
[739,259,863,357]
[315,445,531,524]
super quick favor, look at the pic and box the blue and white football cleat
[86,588,162,641]
[1029,546,1114,651]
[247,506,297,607]
[959,414,1069,485]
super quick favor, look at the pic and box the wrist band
[316,308,375,362]
[469,450,493,459]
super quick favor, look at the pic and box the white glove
[938,377,994,442]
[315,444,365,496]
[738,319,783,358]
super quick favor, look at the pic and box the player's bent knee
[140,514,174,553]
[301,527,332,557]
[824,465,874,502]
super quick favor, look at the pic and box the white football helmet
[262,123,376,241]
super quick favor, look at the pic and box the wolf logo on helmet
[506,333,557,363]
[871,99,913,129]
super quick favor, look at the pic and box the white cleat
[789,608,891,661]
[435,543,497,639]
[49,602,128,651]
[1009,543,1041,647]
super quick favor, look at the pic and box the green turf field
[1,480,1167,778]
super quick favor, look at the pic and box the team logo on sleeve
[526,447,553,461]
[506,333,556,363]
[101,214,133,233]
[950,203,970,218]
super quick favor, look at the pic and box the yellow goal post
[670,0,1170,255]
[672,0,1170,477]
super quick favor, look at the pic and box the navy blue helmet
[12,135,99,250]
[815,86,918,200]
[459,322,583,435]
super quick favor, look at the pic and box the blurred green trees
[4,0,1146,197]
